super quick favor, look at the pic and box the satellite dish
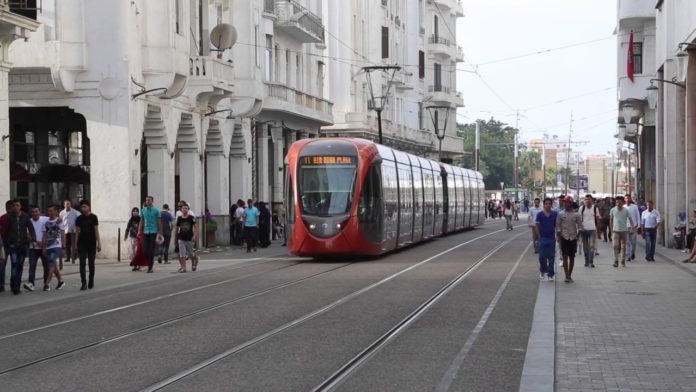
[210,23,237,51]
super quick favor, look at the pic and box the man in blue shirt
[138,196,162,273]
[535,197,558,281]
[243,199,260,253]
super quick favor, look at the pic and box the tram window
[299,159,357,216]
[286,169,295,223]
[359,165,383,239]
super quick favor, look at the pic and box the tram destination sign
[301,156,355,166]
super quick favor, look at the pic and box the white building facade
[323,0,466,162]
[617,0,696,246]
[6,0,331,258]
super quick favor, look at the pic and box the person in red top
[0,200,13,292]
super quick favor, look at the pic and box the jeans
[627,231,637,259]
[504,215,512,229]
[600,219,609,241]
[9,244,28,293]
[0,243,9,290]
[538,237,556,277]
[143,233,157,270]
[644,227,657,259]
[530,227,539,253]
[64,233,74,261]
[78,243,96,286]
[244,226,258,251]
[27,248,48,285]
[612,231,628,263]
[580,230,596,266]
[159,234,171,261]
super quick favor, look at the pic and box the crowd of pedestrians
[530,193,668,283]
[0,193,286,296]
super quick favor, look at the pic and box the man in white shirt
[579,194,601,268]
[59,200,79,268]
[233,199,245,246]
[25,206,49,291]
[640,200,661,262]
[624,194,642,261]
[527,198,543,254]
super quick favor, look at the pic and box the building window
[175,0,183,35]
[274,44,280,81]
[255,25,260,67]
[317,61,325,98]
[265,35,273,81]
[286,49,291,85]
[216,3,223,25]
[419,50,425,79]
[434,63,442,91]
[632,42,643,74]
[381,26,389,59]
[296,54,302,90]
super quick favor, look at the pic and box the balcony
[617,74,652,103]
[263,82,333,125]
[428,35,452,57]
[390,72,414,91]
[434,0,451,11]
[189,56,235,93]
[453,0,464,17]
[274,1,324,44]
[7,0,40,20]
[427,85,463,107]
[263,0,275,17]
[454,45,464,62]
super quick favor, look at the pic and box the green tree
[457,118,517,190]
[519,149,542,194]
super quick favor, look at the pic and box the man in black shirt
[6,200,36,295]
[74,200,101,290]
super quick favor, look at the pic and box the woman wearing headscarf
[258,202,272,248]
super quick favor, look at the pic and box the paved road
[0,219,541,391]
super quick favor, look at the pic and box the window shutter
[419,50,425,79]
[382,26,389,59]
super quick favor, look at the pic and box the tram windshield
[299,156,357,216]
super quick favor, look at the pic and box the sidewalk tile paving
[555,237,696,392]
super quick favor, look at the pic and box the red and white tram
[284,138,485,257]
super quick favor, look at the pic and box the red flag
[627,31,634,82]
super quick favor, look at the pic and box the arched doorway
[9,107,90,211]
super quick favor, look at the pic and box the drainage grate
[623,291,658,296]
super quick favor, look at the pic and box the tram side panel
[380,160,399,252]
[412,163,424,243]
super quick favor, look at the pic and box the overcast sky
[455,0,617,156]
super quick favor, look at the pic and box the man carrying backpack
[579,194,600,268]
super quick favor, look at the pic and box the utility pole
[575,151,581,200]
[542,142,547,198]
[564,112,573,196]
[514,110,520,201]
[475,121,481,171]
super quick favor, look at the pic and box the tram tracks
[0,223,523,388]
[140,226,525,392]
[0,261,353,376]
[0,256,303,341]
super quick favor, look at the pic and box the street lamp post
[426,105,453,161]
[362,65,401,144]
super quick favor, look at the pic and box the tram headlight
[336,223,341,229]
[309,223,316,230]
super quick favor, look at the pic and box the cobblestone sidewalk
[555,239,696,392]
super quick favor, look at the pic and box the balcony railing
[265,82,333,115]
[189,56,235,89]
[428,85,452,94]
[274,1,325,43]
[428,35,451,46]
[7,0,40,20]
[263,0,274,14]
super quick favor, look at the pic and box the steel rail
[312,231,527,391]
[0,256,301,341]
[0,262,354,376]
[141,225,523,392]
